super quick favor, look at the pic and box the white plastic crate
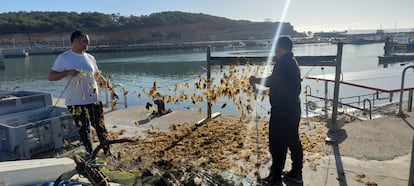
[0,91,52,116]
[0,106,79,160]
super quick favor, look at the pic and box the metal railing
[304,85,312,119]
[112,84,128,110]
[304,90,388,121]
[101,84,128,110]
[398,65,414,114]
[99,76,128,111]
[363,98,372,120]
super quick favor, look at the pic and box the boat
[0,157,75,185]
[380,36,414,63]
[385,36,414,53]
[236,42,246,49]
[223,44,235,50]
[1,48,29,58]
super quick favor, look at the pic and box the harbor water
[1,43,413,116]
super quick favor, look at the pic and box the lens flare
[258,0,292,94]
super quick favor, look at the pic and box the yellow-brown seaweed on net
[85,64,333,184]
[104,116,277,178]
[99,118,105,127]
[153,81,158,91]
[82,107,90,120]
[87,82,93,90]
[74,77,82,87]
[145,102,153,111]
[173,83,180,92]
[190,93,198,104]
[193,82,200,90]
[179,91,188,102]
[148,89,156,97]
[196,95,204,103]
[184,82,190,89]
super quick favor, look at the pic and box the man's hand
[48,69,80,81]
[67,69,80,76]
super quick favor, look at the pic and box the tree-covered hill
[0,11,304,46]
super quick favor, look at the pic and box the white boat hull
[0,157,75,186]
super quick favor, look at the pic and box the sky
[0,0,413,32]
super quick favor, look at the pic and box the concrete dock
[51,98,413,185]
[269,114,413,186]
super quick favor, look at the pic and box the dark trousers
[68,102,109,154]
[268,111,303,177]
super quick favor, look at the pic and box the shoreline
[1,39,270,58]
[0,37,387,59]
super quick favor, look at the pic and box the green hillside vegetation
[0,11,304,46]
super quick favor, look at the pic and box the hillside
[0,11,304,47]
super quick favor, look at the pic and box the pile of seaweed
[99,116,327,185]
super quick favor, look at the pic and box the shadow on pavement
[400,117,414,130]
[327,129,348,186]
[283,179,303,186]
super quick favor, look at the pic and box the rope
[302,66,316,80]
[46,76,73,118]
[253,86,263,184]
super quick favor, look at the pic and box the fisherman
[250,36,303,185]
[48,30,111,156]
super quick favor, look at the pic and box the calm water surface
[1,43,413,116]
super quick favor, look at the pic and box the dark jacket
[265,52,301,113]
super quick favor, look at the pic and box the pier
[0,39,272,58]
[1,31,413,59]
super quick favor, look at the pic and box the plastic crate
[0,106,79,160]
[0,91,52,116]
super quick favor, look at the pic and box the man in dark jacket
[250,36,303,185]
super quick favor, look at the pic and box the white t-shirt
[51,50,100,106]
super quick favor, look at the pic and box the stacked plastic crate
[0,91,79,160]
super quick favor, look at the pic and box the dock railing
[304,90,396,121]
[206,43,344,142]
[99,76,128,111]
[398,65,414,114]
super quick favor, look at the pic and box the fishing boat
[379,36,414,63]
[0,157,76,185]
[223,44,235,50]
[386,36,414,53]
